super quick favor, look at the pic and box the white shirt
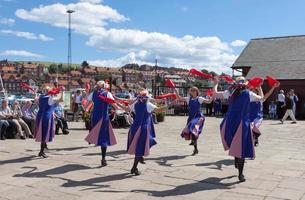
[129,101,157,113]
[87,91,114,102]
[222,90,262,102]
[74,95,82,104]
[183,96,208,105]
[277,93,285,103]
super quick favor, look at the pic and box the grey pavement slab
[1,116,305,200]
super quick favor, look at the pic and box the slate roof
[232,35,305,80]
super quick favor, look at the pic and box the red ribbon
[219,75,234,83]
[156,93,177,99]
[189,69,214,79]
[20,83,35,92]
[98,95,116,104]
[266,76,279,87]
[248,77,264,88]
[165,79,176,88]
[48,87,61,95]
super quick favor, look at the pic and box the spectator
[0,100,26,139]
[277,90,285,119]
[0,113,10,140]
[268,101,277,119]
[21,101,36,135]
[54,103,69,135]
[213,98,222,116]
[289,89,299,117]
[280,93,297,124]
[72,90,83,122]
[11,101,33,138]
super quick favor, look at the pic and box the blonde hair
[189,86,199,97]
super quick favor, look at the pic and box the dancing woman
[85,81,122,167]
[125,89,168,175]
[35,85,63,158]
[175,87,213,155]
[213,76,264,182]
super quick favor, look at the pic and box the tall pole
[67,9,75,91]
[154,58,158,97]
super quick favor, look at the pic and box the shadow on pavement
[147,155,189,167]
[131,175,239,197]
[62,173,131,191]
[14,164,92,178]
[82,150,127,158]
[0,155,36,165]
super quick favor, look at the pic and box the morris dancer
[85,81,121,167]
[35,85,63,158]
[125,89,168,175]
[213,76,264,182]
[175,87,213,156]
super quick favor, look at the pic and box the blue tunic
[220,90,255,159]
[127,101,156,157]
[35,95,55,143]
[85,89,117,147]
[249,101,263,122]
[181,97,205,140]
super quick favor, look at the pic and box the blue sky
[1,0,305,73]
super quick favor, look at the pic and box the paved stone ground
[1,116,305,200]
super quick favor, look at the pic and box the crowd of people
[0,98,70,140]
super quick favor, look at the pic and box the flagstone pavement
[1,116,305,200]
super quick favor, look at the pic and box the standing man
[73,90,83,122]
[281,92,297,124]
[289,89,299,117]
[277,90,285,119]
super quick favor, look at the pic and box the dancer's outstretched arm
[263,82,280,102]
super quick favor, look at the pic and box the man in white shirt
[73,90,83,122]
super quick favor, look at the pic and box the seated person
[54,103,69,135]
[21,101,36,135]
[0,100,27,139]
[11,101,33,138]
[0,114,10,140]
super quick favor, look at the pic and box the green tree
[48,64,57,74]
[81,61,89,67]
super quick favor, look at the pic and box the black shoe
[191,149,199,156]
[20,136,26,140]
[38,152,48,158]
[55,132,59,135]
[189,141,195,146]
[254,139,259,147]
[139,157,146,164]
[29,135,34,139]
[291,121,297,124]
[238,174,246,182]
[101,160,107,167]
[63,130,70,135]
[131,168,140,176]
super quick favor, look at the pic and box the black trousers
[56,117,69,134]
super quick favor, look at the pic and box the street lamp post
[154,58,158,97]
[67,9,75,91]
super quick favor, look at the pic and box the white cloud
[15,2,238,74]
[0,18,15,25]
[231,40,247,47]
[15,2,128,32]
[1,29,54,41]
[0,50,43,58]
[79,0,103,4]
